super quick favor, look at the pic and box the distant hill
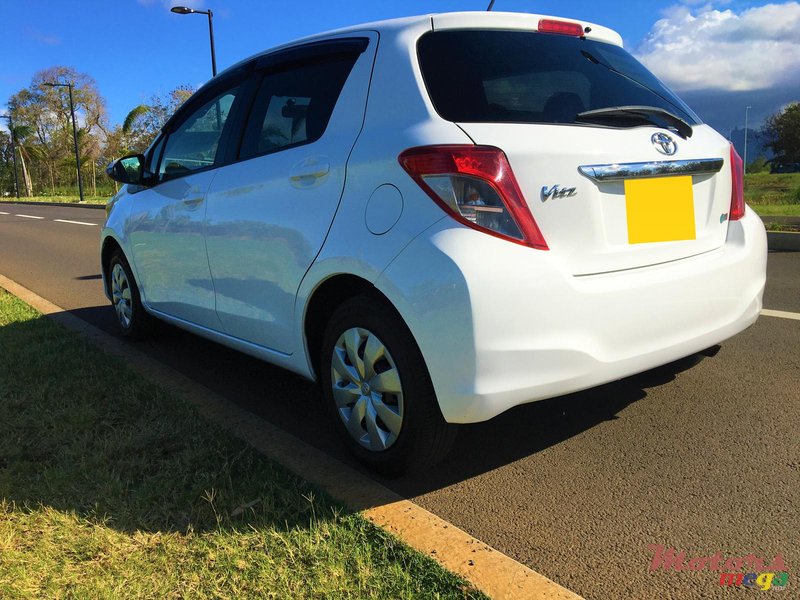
[677,85,800,165]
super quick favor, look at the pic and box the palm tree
[9,124,34,197]
[122,105,151,154]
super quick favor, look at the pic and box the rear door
[204,35,377,354]
[418,27,732,275]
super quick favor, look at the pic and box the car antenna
[487,0,496,10]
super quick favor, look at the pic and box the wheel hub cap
[330,327,404,452]
[110,263,133,329]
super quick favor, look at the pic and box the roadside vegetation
[0,193,108,205]
[0,66,191,202]
[745,172,800,206]
[0,289,484,599]
[745,172,800,225]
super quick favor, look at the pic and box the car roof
[297,11,621,46]
[209,11,623,85]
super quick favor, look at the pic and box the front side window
[239,55,359,159]
[159,87,240,180]
[146,135,166,176]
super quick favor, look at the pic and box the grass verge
[744,172,800,207]
[0,289,484,599]
[749,204,800,218]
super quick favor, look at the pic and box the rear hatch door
[457,122,731,275]
[417,24,733,275]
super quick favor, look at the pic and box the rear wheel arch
[303,274,420,380]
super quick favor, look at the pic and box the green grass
[750,204,800,217]
[0,289,485,599]
[744,172,800,206]
[759,221,800,232]
[744,172,800,226]
[0,194,109,205]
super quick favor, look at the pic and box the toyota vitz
[103,12,767,473]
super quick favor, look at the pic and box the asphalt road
[1,202,798,600]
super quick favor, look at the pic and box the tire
[320,295,457,475]
[108,250,154,340]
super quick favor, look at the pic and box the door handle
[289,157,330,187]
[183,197,203,206]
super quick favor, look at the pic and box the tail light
[398,145,548,250]
[729,143,745,221]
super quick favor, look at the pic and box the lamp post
[1,114,20,198]
[44,81,84,202]
[744,105,752,174]
[171,6,217,77]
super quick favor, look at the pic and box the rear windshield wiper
[575,105,693,139]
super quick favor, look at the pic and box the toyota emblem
[652,132,677,156]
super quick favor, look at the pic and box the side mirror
[106,154,147,185]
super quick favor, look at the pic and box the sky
[1,0,799,149]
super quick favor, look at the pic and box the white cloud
[634,2,800,92]
[24,27,61,46]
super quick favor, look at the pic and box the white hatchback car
[103,11,767,473]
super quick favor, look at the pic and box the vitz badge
[541,184,577,202]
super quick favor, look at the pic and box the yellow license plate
[624,176,696,244]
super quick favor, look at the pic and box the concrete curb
[0,272,584,600]
[0,200,106,209]
[767,231,800,252]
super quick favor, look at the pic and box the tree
[120,85,195,154]
[762,102,800,162]
[7,66,109,196]
[0,130,15,196]
[747,156,770,174]
[6,123,34,196]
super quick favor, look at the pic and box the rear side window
[417,30,700,126]
[240,55,359,159]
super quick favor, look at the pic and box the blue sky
[1,0,798,142]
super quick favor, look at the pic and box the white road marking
[53,219,97,227]
[0,211,9,215]
[761,308,800,321]
[15,214,44,219]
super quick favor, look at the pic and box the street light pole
[1,114,20,198]
[171,6,217,77]
[44,81,84,202]
[207,10,217,76]
[744,105,752,175]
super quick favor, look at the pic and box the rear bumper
[376,208,767,423]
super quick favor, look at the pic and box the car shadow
[387,353,706,495]
[0,310,338,536]
[65,303,709,500]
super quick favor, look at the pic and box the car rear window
[417,30,700,126]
